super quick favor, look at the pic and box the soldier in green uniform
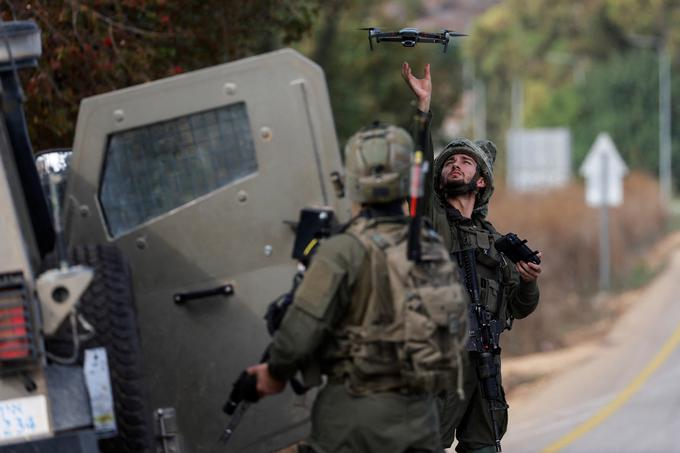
[401,62,542,453]
[247,123,469,453]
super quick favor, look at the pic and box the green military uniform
[414,110,540,452]
[268,216,443,453]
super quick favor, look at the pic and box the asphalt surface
[501,249,680,453]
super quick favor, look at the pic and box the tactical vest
[441,216,517,345]
[332,217,468,396]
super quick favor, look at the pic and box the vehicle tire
[43,244,153,453]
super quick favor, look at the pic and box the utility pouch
[475,230,491,249]
[476,248,500,269]
[342,218,468,395]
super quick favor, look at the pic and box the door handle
[174,284,234,304]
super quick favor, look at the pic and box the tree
[1,0,321,150]
[461,0,680,187]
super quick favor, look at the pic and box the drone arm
[416,37,442,44]
[417,32,443,39]
[377,35,405,43]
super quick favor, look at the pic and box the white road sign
[579,133,628,207]
[506,128,572,192]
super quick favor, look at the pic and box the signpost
[579,133,628,291]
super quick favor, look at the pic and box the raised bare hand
[401,62,432,112]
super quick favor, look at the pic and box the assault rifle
[219,207,335,445]
[456,247,506,453]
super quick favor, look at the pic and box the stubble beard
[442,177,478,198]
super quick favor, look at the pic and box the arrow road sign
[579,133,628,207]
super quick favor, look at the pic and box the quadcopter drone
[361,27,466,53]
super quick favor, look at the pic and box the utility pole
[599,152,610,291]
[625,33,673,207]
[659,40,672,206]
[462,58,474,136]
[474,78,487,140]
[511,78,524,130]
[462,59,487,140]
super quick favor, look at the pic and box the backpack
[342,217,468,396]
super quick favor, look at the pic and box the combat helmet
[344,124,413,204]
[433,138,497,211]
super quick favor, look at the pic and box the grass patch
[667,198,680,232]
[618,262,657,291]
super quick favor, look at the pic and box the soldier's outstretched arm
[402,62,435,217]
[266,235,363,384]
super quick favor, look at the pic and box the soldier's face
[441,153,482,187]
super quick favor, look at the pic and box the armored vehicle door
[62,49,349,452]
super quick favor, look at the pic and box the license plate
[0,395,50,443]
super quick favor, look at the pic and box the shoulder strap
[344,219,410,343]
[479,218,500,236]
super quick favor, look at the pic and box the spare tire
[44,244,153,453]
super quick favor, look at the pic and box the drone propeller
[440,29,466,52]
[359,27,380,50]
[442,29,467,37]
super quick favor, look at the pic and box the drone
[361,27,466,53]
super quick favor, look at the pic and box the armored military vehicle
[0,19,348,452]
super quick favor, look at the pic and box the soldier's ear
[476,176,486,189]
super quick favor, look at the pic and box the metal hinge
[156,407,181,453]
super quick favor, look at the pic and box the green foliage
[466,0,626,82]
[1,0,321,150]
[569,51,661,172]
[465,0,680,187]
[606,0,680,44]
[619,261,657,290]
[524,80,581,128]
[532,48,680,187]
[463,0,636,141]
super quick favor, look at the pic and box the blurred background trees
[465,0,680,188]
[4,0,678,186]
[1,0,322,149]
[2,0,679,355]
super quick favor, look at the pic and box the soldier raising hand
[402,61,542,453]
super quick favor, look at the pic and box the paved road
[502,250,680,453]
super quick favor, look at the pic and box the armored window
[99,102,257,237]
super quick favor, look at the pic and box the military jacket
[268,213,466,393]
[430,201,539,323]
[416,109,539,327]
[268,230,367,383]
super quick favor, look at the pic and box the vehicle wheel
[43,244,153,453]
